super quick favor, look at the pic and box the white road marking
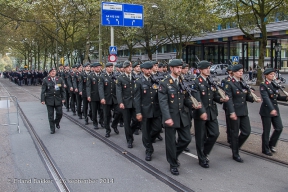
[183,152,198,159]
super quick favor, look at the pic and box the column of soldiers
[4,69,46,86]
[39,60,287,176]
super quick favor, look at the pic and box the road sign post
[232,56,240,65]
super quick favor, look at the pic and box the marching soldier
[63,64,73,112]
[79,63,91,125]
[225,64,261,162]
[132,61,142,135]
[41,68,66,134]
[193,61,229,168]
[99,62,121,137]
[134,61,162,161]
[116,61,138,148]
[158,59,198,176]
[70,65,78,115]
[221,65,233,144]
[73,64,83,119]
[259,68,288,156]
[86,63,102,129]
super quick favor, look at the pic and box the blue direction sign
[101,2,144,28]
[109,46,117,55]
[232,56,239,64]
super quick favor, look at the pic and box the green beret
[83,62,90,67]
[64,64,69,67]
[182,63,189,69]
[106,62,113,67]
[140,61,153,69]
[169,59,183,67]
[227,65,232,71]
[263,68,275,75]
[232,64,243,72]
[197,61,211,69]
[77,64,82,69]
[118,63,123,68]
[93,62,102,67]
[151,61,158,65]
[72,64,77,68]
[58,64,63,67]
[123,60,131,68]
[132,61,141,68]
[49,68,56,73]
[158,63,163,68]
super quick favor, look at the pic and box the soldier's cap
[132,61,141,68]
[118,63,123,68]
[151,61,158,65]
[72,64,77,68]
[106,62,113,67]
[182,63,189,69]
[140,61,153,69]
[83,62,91,67]
[227,65,232,71]
[58,64,63,67]
[158,63,163,68]
[232,64,243,72]
[77,64,82,69]
[263,68,275,75]
[48,68,56,73]
[92,62,102,67]
[197,60,211,69]
[64,64,69,67]
[169,59,183,67]
[123,60,131,68]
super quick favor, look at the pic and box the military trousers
[122,108,138,143]
[224,109,232,143]
[142,116,162,154]
[194,119,220,163]
[70,92,76,112]
[82,96,89,119]
[103,103,121,133]
[165,123,191,168]
[261,115,283,153]
[76,92,82,117]
[46,105,62,132]
[65,88,71,109]
[230,116,251,156]
[90,101,103,126]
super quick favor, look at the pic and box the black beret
[123,60,131,68]
[158,63,163,68]
[106,62,113,67]
[132,61,141,68]
[263,68,275,75]
[169,59,183,67]
[72,64,77,68]
[197,61,211,69]
[83,62,90,67]
[227,65,232,71]
[151,61,158,65]
[140,61,153,69]
[93,62,102,67]
[182,63,189,69]
[48,68,56,73]
[232,64,243,72]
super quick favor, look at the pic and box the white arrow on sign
[132,20,135,26]
[116,19,119,25]
[106,18,110,24]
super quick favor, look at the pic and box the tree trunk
[256,38,266,85]
[176,44,183,59]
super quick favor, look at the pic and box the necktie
[128,75,130,80]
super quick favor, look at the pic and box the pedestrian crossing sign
[232,56,239,65]
[109,46,117,55]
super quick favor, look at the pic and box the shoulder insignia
[225,84,229,89]
[199,78,203,83]
[265,81,269,85]
[169,79,173,84]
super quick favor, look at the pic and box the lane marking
[183,152,198,159]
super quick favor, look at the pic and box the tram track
[0,82,71,192]
[3,80,288,191]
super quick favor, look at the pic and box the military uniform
[41,74,65,133]
[86,64,102,128]
[158,60,193,175]
[99,64,121,137]
[259,69,287,155]
[72,67,83,118]
[70,67,77,115]
[134,62,162,161]
[225,64,255,162]
[63,69,72,111]
[193,74,222,168]
[79,69,90,124]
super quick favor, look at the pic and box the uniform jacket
[86,72,100,101]
[221,75,232,111]
[64,70,72,89]
[158,75,193,128]
[79,71,90,98]
[134,76,161,118]
[193,76,222,120]
[116,73,135,108]
[259,80,287,117]
[72,71,81,90]
[98,72,118,105]
[225,78,254,116]
[41,76,65,106]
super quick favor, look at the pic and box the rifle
[207,76,227,99]
[179,75,200,108]
[240,78,260,101]
[271,77,288,96]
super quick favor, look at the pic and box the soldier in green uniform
[225,64,261,162]
[116,61,138,148]
[193,61,229,168]
[86,63,102,129]
[259,68,288,156]
[221,65,233,144]
[134,61,162,161]
[158,59,199,176]
[70,65,78,115]
[41,68,66,134]
[63,64,73,112]
[132,61,142,135]
[79,63,91,125]
[99,62,121,137]
[73,64,83,119]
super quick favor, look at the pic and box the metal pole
[111,26,114,46]
[99,7,102,63]
[56,22,58,67]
